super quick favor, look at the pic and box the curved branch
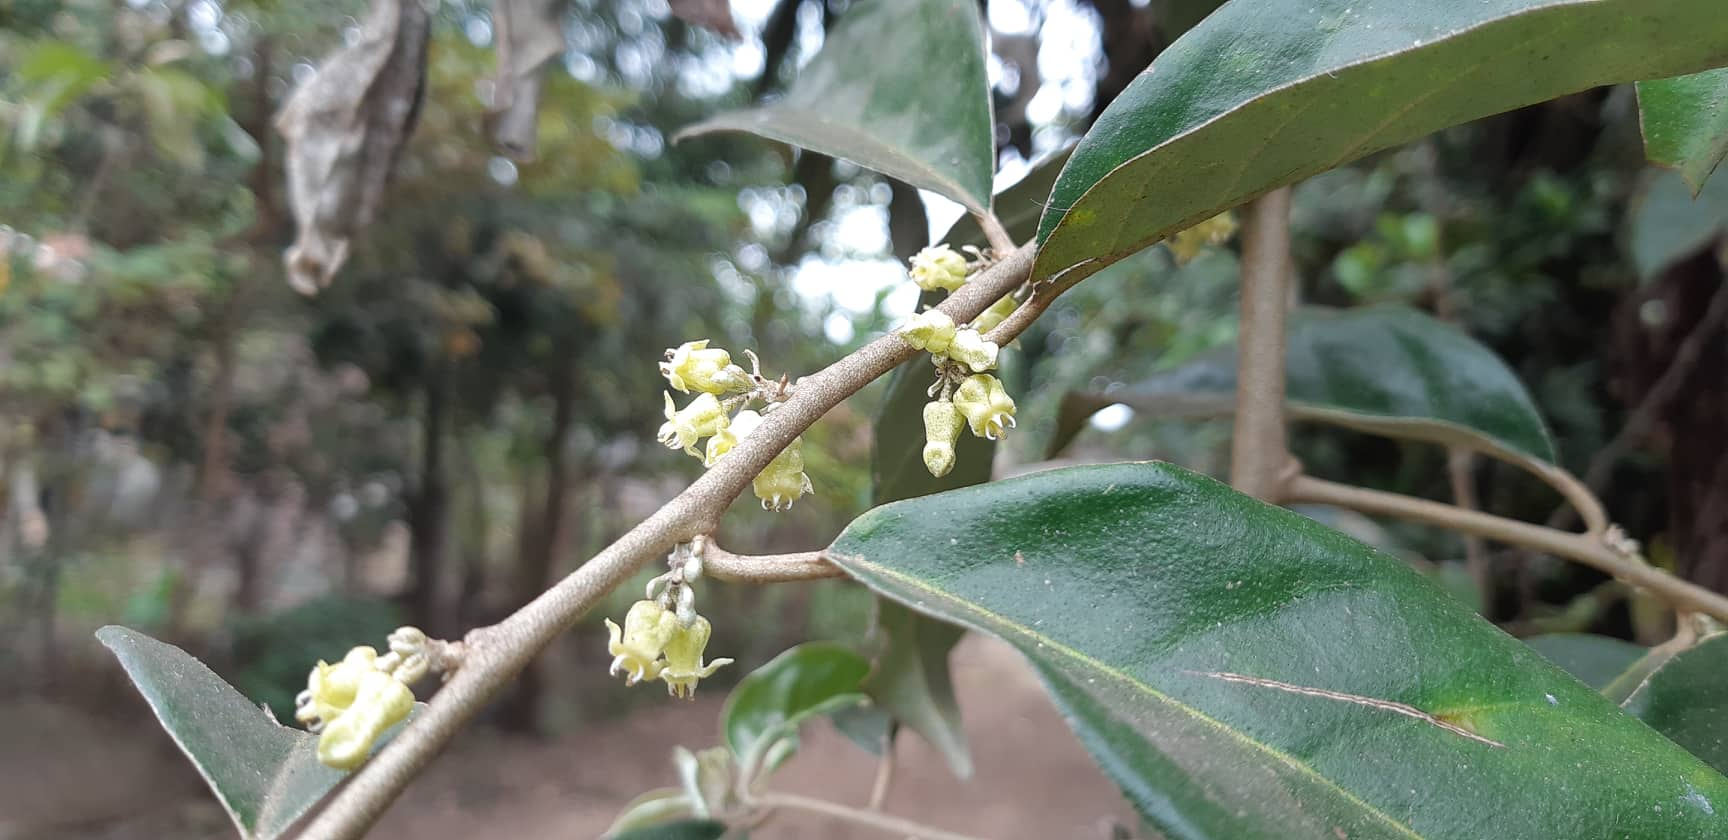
[754,791,987,840]
[295,244,1038,840]
[1284,475,1728,623]
[701,541,846,583]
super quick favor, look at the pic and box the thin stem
[1284,475,1728,623]
[755,791,987,840]
[977,210,1015,255]
[702,543,845,583]
[295,244,1038,840]
[867,738,896,810]
[1231,188,1295,500]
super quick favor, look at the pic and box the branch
[754,791,987,840]
[1284,475,1728,623]
[1231,188,1295,500]
[700,540,845,583]
[976,210,1015,256]
[294,244,1038,840]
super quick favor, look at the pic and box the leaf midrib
[833,552,1430,840]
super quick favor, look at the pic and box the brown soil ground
[0,636,1134,840]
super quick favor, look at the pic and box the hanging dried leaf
[669,0,740,40]
[487,0,569,161]
[274,0,430,295]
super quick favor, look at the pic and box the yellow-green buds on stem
[946,328,999,373]
[954,373,1017,440]
[910,244,970,292]
[922,399,963,478]
[754,436,813,511]
[606,543,732,699]
[898,310,956,354]
[969,293,1019,336]
[659,391,730,456]
[294,625,445,770]
[650,340,815,513]
[661,340,750,394]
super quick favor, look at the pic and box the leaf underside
[1638,68,1728,195]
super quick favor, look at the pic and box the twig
[867,739,896,810]
[1231,188,1295,500]
[977,210,1015,256]
[700,541,846,583]
[1284,475,1728,623]
[294,244,1038,840]
[1549,280,1728,530]
[755,791,987,840]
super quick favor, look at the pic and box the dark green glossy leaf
[1049,306,1555,467]
[96,626,347,839]
[1034,0,1728,281]
[828,463,1728,839]
[940,146,1073,250]
[1627,168,1728,282]
[1524,634,1646,691]
[1623,634,1728,775]
[721,642,870,764]
[1639,69,1728,195]
[676,0,994,213]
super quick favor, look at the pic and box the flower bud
[1167,212,1239,265]
[922,399,963,478]
[753,436,814,511]
[660,340,750,394]
[969,293,1018,336]
[703,409,762,467]
[897,310,957,354]
[659,615,733,699]
[946,328,999,373]
[316,669,414,770]
[606,599,681,685]
[953,374,1017,440]
[658,392,730,456]
[910,244,969,292]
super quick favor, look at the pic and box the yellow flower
[658,392,730,456]
[753,437,814,511]
[946,328,999,373]
[910,245,969,292]
[315,669,414,770]
[606,600,681,685]
[953,374,1017,440]
[660,339,750,394]
[703,409,762,467]
[898,309,957,354]
[969,293,1018,335]
[922,399,963,478]
[295,646,378,729]
[1167,213,1239,265]
[659,615,733,699]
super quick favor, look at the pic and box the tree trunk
[497,360,577,733]
[408,366,451,634]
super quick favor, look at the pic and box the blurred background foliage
[2,0,1728,829]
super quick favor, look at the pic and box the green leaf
[1049,306,1555,467]
[1523,634,1646,691]
[606,788,698,836]
[609,819,728,840]
[827,463,1728,839]
[95,626,350,839]
[1622,634,1728,775]
[940,146,1074,250]
[1638,68,1728,195]
[1033,0,1728,281]
[863,600,972,778]
[721,642,871,766]
[675,0,994,213]
[1627,167,1728,282]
